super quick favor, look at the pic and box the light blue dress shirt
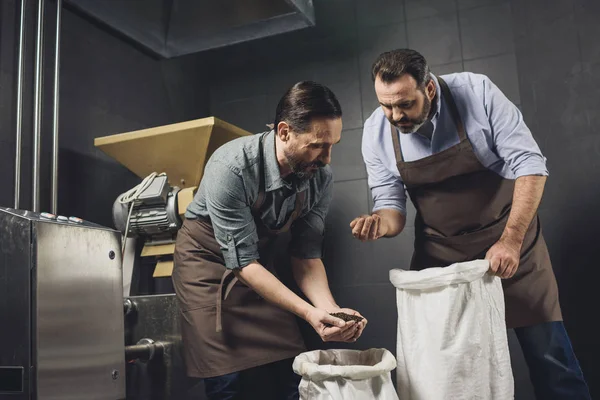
[362,72,548,215]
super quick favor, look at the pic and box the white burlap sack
[390,259,514,400]
[292,348,399,399]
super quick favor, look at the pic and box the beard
[284,149,325,181]
[391,95,432,134]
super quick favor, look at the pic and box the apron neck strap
[437,76,467,141]
[390,122,404,163]
[252,133,268,213]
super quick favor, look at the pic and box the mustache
[393,117,413,126]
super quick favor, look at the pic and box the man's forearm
[234,262,313,320]
[501,175,547,245]
[375,208,406,237]
[291,257,338,310]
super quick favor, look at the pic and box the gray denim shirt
[186,130,334,269]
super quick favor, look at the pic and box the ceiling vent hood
[64,0,315,58]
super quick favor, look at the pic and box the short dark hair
[274,81,342,133]
[371,49,431,88]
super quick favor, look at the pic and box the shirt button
[227,234,232,241]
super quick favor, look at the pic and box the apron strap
[437,77,466,141]
[276,190,307,233]
[216,269,239,333]
[252,133,268,213]
[390,123,404,162]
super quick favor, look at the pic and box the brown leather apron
[172,138,307,378]
[390,77,562,329]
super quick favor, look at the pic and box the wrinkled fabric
[390,260,514,400]
[293,348,398,400]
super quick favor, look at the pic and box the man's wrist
[500,227,525,249]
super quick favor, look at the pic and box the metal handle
[125,338,164,363]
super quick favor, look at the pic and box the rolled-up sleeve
[289,175,333,259]
[484,78,549,177]
[362,123,407,214]
[202,161,259,269]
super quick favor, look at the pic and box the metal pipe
[125,339,164,363]
[14,0,27,209]
[32,0,45,212]
[51,0,62,214]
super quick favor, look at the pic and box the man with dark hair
[173,81,367,399]
[352,49,590,398]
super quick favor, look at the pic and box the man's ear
[277,121,291,142]
[426,78,436,101]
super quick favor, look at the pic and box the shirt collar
[262,130,310,193]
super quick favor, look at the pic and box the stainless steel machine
[0,207,126,399]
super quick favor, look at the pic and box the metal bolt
[109,250,115,260]
[111,370,119,380]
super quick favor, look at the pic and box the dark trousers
[515,321,590,399]
[203,358,300,400]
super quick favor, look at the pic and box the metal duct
[63,0,316,58]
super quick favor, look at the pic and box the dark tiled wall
[0,0,210,226]
[512,0,600,397]
[206,0,600,397]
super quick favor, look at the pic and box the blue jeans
[515,321,591,399]
[203,358,300,400]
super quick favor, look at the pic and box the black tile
[58,149,140,227]
[160,55,211,122]
[0,140,15,207]
[358,23,408,70]
[264,63,315,98]
[330,128,367,182]
[430,61,464,76]
[513,10,579,84]
[464,52,521,104]
[211,96,270,135]
[458,0,508,10]
[208,69,263,106]
[531,66,595,144]
[358,23,408,119]
[405,0,457,20]
[311,53,360,88]
[0,0,17,75]
[312,0,357,38]
[575,0,600,64]
[356,0,405,28]
[370,229,415,274]
[407,13,462,65]
[459,3,515,60]
[0,70,14,143]
[327,80,363,130]
[322,179,373,287]
[361,86,379,124]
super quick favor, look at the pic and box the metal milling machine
[95,117,251,399]
[0,117,250,400]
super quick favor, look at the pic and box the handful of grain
[329,312,363,323]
